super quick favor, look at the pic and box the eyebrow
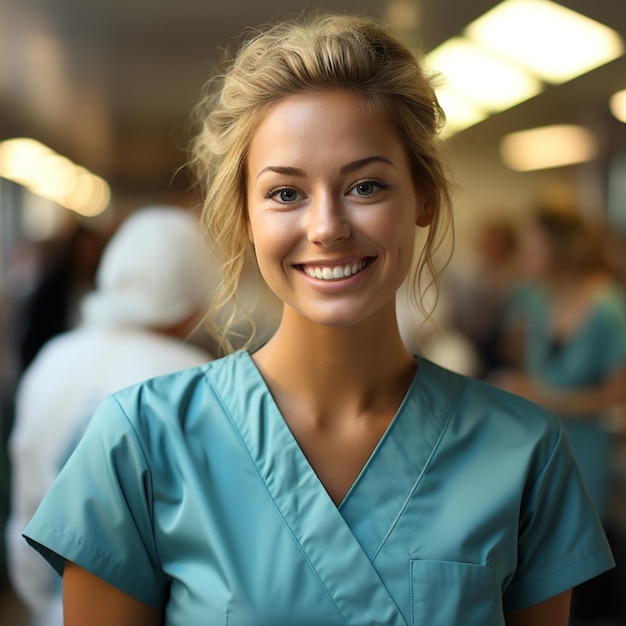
[340,156,394,174]
[256,165,305,180]
[256,156,395,180]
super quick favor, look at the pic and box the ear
[416,200,434,227]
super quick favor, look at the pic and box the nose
[307,195,350,247]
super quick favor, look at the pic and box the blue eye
[279,189,298,202]
[267,187,301,204]
[355,182,376,196]
[350,180,388,197]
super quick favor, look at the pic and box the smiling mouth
[300,257,374,281]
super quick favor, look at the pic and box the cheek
[249,243,278,297]
[250,218,289,251]
[247,215,295,274]
[383,214,416,260]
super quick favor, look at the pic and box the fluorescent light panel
[499,124,599,171]
[429,38,543,112]
[0,138,111,216]
[436,88,489,136]
[466,0,624,84]
[427,0,624,136]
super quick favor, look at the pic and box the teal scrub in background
[23,352,613,625]
[523,284,626,520]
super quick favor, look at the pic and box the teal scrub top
[523,284,626,518]
[24,352,614,625]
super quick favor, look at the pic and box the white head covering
[81,205,213,328]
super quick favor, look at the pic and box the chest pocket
[410,559,503,626]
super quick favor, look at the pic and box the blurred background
[2,0,626,624]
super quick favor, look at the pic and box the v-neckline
[242,350,422,508]
[207,350,420,625]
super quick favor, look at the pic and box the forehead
[246,90,408,172]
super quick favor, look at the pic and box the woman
[23,14,613,626]
[492,206,626,622]
[494,206,626,520]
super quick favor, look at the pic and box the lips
[300,257,373,281]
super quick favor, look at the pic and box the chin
[299,305,386,330]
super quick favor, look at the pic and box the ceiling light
[435,88,489,136]
[500,124,599,171]
[610,89,626,123]
[466,0,624,84]
[428,38,543,113]
[0,137,111,216]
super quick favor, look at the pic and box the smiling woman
[245,90,422,330]
[21,12,614,626]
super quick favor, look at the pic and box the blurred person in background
[1,224,105,591]
[6,205,215,626]
[448,217,526,378]
[14,222,106,374]
[492,204,626,624]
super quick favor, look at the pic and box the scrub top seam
[339,357,424,509]
[371,373,467,561]
[206,372,350,626]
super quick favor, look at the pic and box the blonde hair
[191,13,454,353]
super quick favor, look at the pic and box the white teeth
[303,259,368,281]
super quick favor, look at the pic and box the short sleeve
[503,417,615,612]
[22,394,168,608]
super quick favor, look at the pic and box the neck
[252,303,416,423]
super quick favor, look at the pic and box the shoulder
[104,351,247,432]
[71,353,252,490]
[420,358,563,452]
[110,353,226,406]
